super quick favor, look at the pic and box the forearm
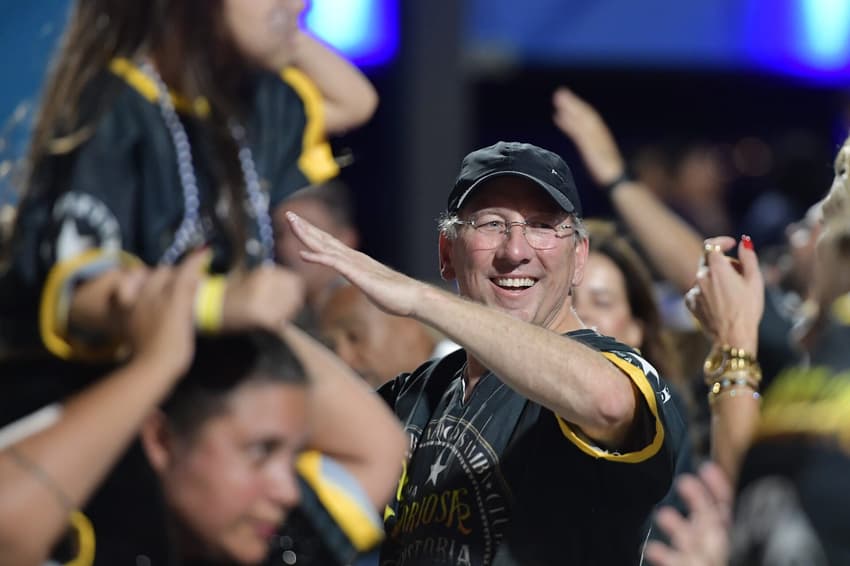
[0,357,182,559]
[413,286,636,443]
[710,395,760,483]
[291,31,378,134]
[279,324,406,509]
[611,182,704,294]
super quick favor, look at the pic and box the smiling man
[285,141,683,566]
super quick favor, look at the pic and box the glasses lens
[463,217,572,250]
[524,227,556,249]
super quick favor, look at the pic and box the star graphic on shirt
[427,453,449,486]
[56,218,94,262]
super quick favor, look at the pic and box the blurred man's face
[319,285,435,388]
[274,197,355,306]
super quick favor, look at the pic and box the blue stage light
[304,0,399,67]
[798,0,850,70]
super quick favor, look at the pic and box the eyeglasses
[455,214,576,250]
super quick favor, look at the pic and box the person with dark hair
[575,220,683,381]
[0,249,207,566]
[0,3,382,561]
[0,0,377,381]
[285,141,684,565]
[0,247,407,566]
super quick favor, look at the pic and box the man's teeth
[494,277,535,288]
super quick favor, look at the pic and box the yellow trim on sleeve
[556,352,665,463]
[280,67,340,184]
[65,510,95,566]
[296,450,384,552]
[109,58,211,117]
[39,248,142,361]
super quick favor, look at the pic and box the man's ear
[140,410,174,474]
[438,233,456,282]
[571,237,590,288]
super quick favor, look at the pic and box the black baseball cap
[447,141,582,216]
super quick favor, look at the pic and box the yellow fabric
[556,352,666,463]
[39,248,142,361]
[757,366,850,446]
[296,450,384,551]
[194,275,227,334]
[280,67,340,184]
[65,510,95,566]
[832,293,850,324]
[109,58,211,117]
[384,459,409,522]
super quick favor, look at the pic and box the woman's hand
[686,236,763,354]
[125,249,208,378]
[221,264,306,333]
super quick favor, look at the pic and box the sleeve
[253,69,339,210]
[289,450,385,564]
[554,335,683,504]
[554,344,675,463]
[4,95,145,361]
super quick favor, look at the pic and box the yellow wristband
[194,276,227,334]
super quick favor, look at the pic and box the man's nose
[498,224,534,261]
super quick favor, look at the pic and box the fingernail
[741,235,754,250]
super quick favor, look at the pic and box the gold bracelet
[194,276,227,334]
[703,343,762,384]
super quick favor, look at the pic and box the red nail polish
[741,235,753,250]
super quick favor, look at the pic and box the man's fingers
[699,462,734,511]
[644,541,682,566]
[676,474,715,515]
[654,506,692,550]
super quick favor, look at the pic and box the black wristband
[601,171,631,196]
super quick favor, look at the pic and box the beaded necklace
[140,62,274,265]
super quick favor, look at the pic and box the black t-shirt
[378,329,683,566]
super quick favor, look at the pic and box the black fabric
[378,329,682,566]
[448,142,582,216]
[647,384,696,545]
[756,284,801,388]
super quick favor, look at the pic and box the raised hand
[125,249,208,378]
[222,264,306,333]
[645,462,733,566]
[686,236,764,353]
[285,211,426,317]
[552,87,626,187]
